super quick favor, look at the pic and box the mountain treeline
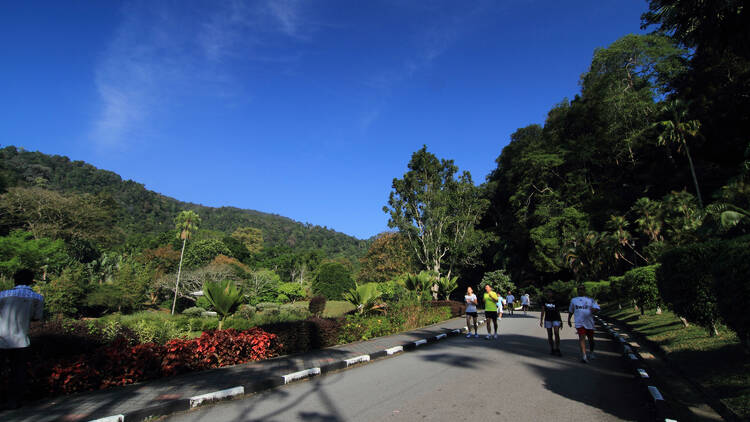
[0,146,367,259]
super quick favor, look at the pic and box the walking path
[2,317,473,422]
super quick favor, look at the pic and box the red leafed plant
[18,328,278,398]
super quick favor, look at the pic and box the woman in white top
[464,287,479,338]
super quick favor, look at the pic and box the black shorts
[466,311,477,317]
[485,311,498,320]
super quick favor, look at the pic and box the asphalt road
[165,312,652,422]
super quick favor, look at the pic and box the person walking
[540,290,563,356]
[464,287,479,338]
[568,286,600,363]
[0,269,44,409]
[506,291,515,316]
[521,293,530,315]
[483,285,499,339]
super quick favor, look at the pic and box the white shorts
[544,321,561,328]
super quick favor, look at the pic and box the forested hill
[0,146,366,257]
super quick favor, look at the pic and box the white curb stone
[89,416,124,422]
[435,333,447,340]
[414,339,427,347]
[385,346,403,355]
[637,368,649,378]
[283,368,321,384]
[648,386,665,401]
[344,355,370,366]
[190,386,244,408]
[452,328,462,334]
[628,353,639,361]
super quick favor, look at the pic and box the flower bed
[0,328,277,400]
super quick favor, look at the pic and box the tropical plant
[343,282,384,315]
[436,275,458,300]
[172,210,201,315]
[202,280,243,330]
[654,100,704,207]
[404,271,435,295]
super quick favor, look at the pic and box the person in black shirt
[539,289,563,356]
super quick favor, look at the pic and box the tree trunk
[171,238,187,315]
[709,322,718,337]
[683,143,704,208]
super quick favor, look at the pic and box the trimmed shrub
[312,262,355,300]
[276,293,290,303]
[608,275,626,306]
[309,295,326,316]
[255,302,280,313]
[280,302,311,319]
[658,241,723,335]
[583,281,610,302]
[622,265,661,315]
[259,317,343,355]
[712,236,750,350]
[182,307,205,317]
[234,304,256,319]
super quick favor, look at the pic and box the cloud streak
[90,0,307,148]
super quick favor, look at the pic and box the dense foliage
[312,262,355,300]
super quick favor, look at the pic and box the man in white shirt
[506,291,515,316]
[0,269,44,409]
[521,293,530,314]
[568,286,600,363]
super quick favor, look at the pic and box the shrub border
[90,318,488,421]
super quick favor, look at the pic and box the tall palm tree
[654,100,704,208]
[172,210,201,315]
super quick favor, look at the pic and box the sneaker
[485,335,491,340]
[587,352,595,360]
[494,334,499,339]
[474,334,479,338]
[466,333,472,338]
[581,356,588,363]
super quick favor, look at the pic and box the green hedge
[712,236,750,349]
[658,241,723,335]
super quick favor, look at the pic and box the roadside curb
[88,318,486,422]
[594,315,678,422]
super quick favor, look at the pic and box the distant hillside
[0,146,367,257]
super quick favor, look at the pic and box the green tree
[41,264,87,316]
[358,232,417,283]
[231,227,263,254]
[313,262,354,300]
[479,270,516,296]
[172,210,201,315]
[622,265,661,315]
[384,146,489,278]
[343,282,383,315]
[0,230,69,278]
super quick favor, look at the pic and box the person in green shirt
[483,285,499,339]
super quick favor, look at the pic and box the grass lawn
[322,300,355,317]
[603,305,749,419]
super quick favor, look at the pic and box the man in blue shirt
[0,269,44,409]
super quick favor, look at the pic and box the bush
[622,265,661,315]
[312,262,355,300]
[280,302,310,319]
[41,265,87,317]
[259,317,343,355]
[609,275,626,305]
[309,295,326,316]
[277,282,307,302]
[276,293,290,303]
[479,270,516,295]
[545,280,576,305]
[712,236,750,350]
[182,307,206,317]
[378,280,408,302]
[234,304,256,319]
[583,281,610,302]
[658,241,723,335]
[255,302,280,313]
[429,300,465,317]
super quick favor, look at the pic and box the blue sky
[1,1,648,239]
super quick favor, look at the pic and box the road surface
[165,312,652,421]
